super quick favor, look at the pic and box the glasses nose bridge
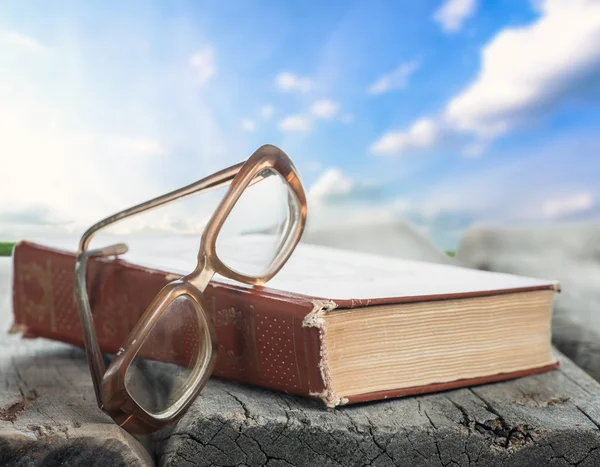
[183,253,215,293]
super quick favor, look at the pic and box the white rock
[302,221,452,265]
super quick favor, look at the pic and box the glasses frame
[74,144,307,433]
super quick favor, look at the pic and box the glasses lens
[124,295,212,416]
[216,168,300,277]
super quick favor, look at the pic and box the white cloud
[241,119,256,132]
[0,26,235,239]
[309,169,356,204]
[275,72,313,93]
[3,31,47,53]
[188,46,216,86]
[445,0,600,137]
[114,137,166,156]
[542,193,594,218]
[309,169,380,204]
[370,118,440,156]
[0,117,169,235]
[307,169,391,228]
[397,131,600,228]
[277,100,341,132]
[309,99,339,119]
[368,61,420,95]
[372,0,600,157]
[260,105,274,120]
[433,0,477,32]
[0,206,68,227]
[308,132,599,247]
[278,114,312,132]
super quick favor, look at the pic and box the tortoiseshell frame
[74,145,307,433]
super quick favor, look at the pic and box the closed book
[10,241,559,407]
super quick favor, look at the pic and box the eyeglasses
[74,145,307,433]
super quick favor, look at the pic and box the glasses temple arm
[75,244,128,408]
[78,161,248,253]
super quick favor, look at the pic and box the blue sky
[0,0,599,249]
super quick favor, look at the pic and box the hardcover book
[10,241,559,407]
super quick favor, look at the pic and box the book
[10,240,559,407]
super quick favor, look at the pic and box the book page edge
[302,299,349,408]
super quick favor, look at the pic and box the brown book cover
[10,241,559,407]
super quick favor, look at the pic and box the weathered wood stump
[155,353,600,467]
[0,259,152,466]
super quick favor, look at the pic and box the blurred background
[1,0,598,254]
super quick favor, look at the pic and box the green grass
[446,251,456,257]
[0,242,16,257]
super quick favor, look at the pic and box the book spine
[11,242,327,400]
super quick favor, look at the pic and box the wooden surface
[0,259,153,467]
[157,359,600,467]
[552,315,600,384]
